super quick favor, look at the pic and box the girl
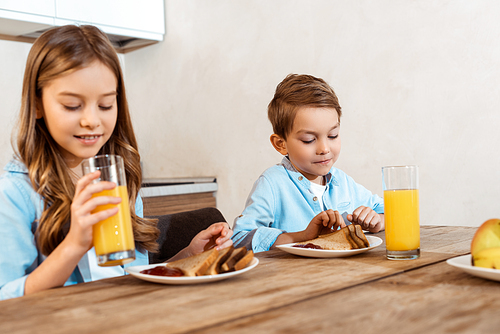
[0,25,232,300]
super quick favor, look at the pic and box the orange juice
[92,185,135,266]
[384,189,420,251]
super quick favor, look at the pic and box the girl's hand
[347,206,384,233]
[185,222,233,257]
[303,209,346,240]
[66,171,122,254]
[24,171,122,296]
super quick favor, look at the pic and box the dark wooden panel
[142,192,216,216]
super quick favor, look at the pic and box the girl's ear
[270,134,288,156]
[35,99,44,119]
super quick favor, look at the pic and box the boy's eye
[328,135,339,139]
[302,139,314,144]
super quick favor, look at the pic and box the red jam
[140,266,184,277]
[293,243,323,249]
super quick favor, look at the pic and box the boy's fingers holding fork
[323,209,346,231]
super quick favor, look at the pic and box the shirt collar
[4,157,28,174]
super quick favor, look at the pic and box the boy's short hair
[268,74,342,139]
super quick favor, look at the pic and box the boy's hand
[302,209,347,241]
[347,206,384,233]
[272,210,346,248]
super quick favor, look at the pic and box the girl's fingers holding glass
[75,171,100,193]
[73,195,121,218]
[94,194,122,205]
[86,181,117,194]
[86,207,119,227]
[68,206,118,247]
[90,194,121,207]
[73,181,117,206]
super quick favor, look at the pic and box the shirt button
[313,197,318,201]
[298,176,303,181]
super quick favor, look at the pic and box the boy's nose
[317,140,330,155]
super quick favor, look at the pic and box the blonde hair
[268,74,342,139]
[15,25,159,255]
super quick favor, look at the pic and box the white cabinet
[0,0,55,17]
[0,0,55,35]
[0,0,165,52]
[55,0,164,41]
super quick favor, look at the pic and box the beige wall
[1,1,499,227]
[0,40,30,165]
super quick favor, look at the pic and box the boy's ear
[270,134,288,156]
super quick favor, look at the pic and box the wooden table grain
[1,226,493,334]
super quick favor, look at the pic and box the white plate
[447,254,500,282]
[125,258,259,285]
[276,235,383,258]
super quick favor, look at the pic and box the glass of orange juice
[382,165,420,260]
[82,155,136,266]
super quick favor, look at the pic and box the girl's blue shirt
[232,157,384,253]
[0,158,148,300]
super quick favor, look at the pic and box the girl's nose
[80,106,101,129]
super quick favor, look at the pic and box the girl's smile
[74,134,104,145]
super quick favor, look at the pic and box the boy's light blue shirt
[232,157,384,253]
[0,158,148,300]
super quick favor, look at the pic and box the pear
[472,247,500,269]
[471,219,500,268]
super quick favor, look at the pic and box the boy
[232,74,384,253]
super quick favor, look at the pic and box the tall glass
[82,155,136,266]
[382,165,420,260]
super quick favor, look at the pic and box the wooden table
[2,226,499,334]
